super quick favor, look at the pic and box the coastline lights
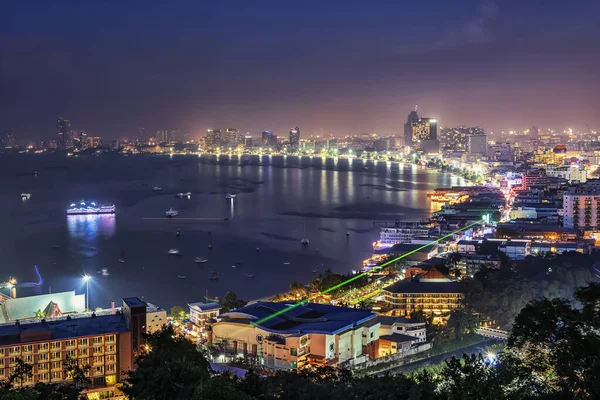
[249,218,485,328]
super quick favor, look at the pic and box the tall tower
[56,118,71,150]
[289,127,300,151]
[404,107,419,148]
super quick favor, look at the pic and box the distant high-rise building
[441,126,485,152]
[289,127,300,150]
[88,136,102,149]
[0,132,16,149]
[530,126,539,139]
[56,118,70,150]
[467,133,488,156]
[244,135,253,148]
[404,108,420,147]
[410,118,437,150]
[262,131,274,146]
[74,131,88,150]
[155,130,169,143]
[206,129,222,148]
[225,129,243,148]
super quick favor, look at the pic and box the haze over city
[1,0,599,139]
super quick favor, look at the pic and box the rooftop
[0,314,129,346]
[1,291,85,323]
[217,302,375,335]
[123,297,147,308]
[188,302,222,312]
[379,333,420,343]
[383,278,463,295]
[363,315,423,328]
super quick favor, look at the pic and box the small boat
[177,275,186,279]
[209,271,219,280]
[168,248,180,255]
[118,258,125,263]
[226,193,237,199]
[176,230,180,237]
[283,261,291,265]
[245,273,255,278]
[175,192,192,198]
[152,186,162,191]
[101,268,110,276]
[21,193,31,200]
[346,231,350,236]
[231,265,237,268]
[208,245,213,250]
[312,268,320,273]
[166,208,178,217]
[300,237,309,246]
[256,247,260,252]
[195,257,208,263]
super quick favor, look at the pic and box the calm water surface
[0,154,465,309]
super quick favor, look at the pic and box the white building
[563,192,600,229]
[146,303,168,333]
[467,133,487,156]
[510,207,538,220]
[545,165,587,183]
[379,224,431,247]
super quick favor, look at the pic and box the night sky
[1,0,599,139]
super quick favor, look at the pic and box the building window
[105,335,116,343]
[93,356,104,365]
[65,340,76,348]
[51,342,61,350]
[37,343,49,352]
[93,366,104,376]
[106,345,115,354]
[290,348,297,356]
[256,335,263,343]
[78,348,89,357]
[9,346,20,355]
[93,346,103,355]
[38,363,49,371]
[106,364,116,373]
[0,349,4,357]
[105,355,115,363]
[51,351,61,361]
[39,353,49,362]
[39,373,49,382]
[78,338,88,347]
[93,336,103,345]
[51,371,62,381]
[67,350,76,358]
[51,362,62,370]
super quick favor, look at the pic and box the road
[375,339,497,376]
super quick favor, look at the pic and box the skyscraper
[467,133,488,156]
[56,118,70,150]
[225,128,243,147]
[530,126,539,139]
[206,129,222,148]
[289,127,300,150]
[404,109,420,147]
[262,131,273,146]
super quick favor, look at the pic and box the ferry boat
[21,193,31,200]
[168,248,180,255]
[67,201,115,215]
[166,208,178,217]
[226,193,237,199]
[195,257,208,263]
[175,192,192,198]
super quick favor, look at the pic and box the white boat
[231,265,237,268]
[195,257,208,263]
[244,273,255,278]
[346,231,350,236]
[226,193,237,199]
[166,208,178,217]
[177,275,186,279]
[300,221,309,245]
[21,193,31,200]
[67,200,115,215]
[101,268,109,276]
[256,247,260,252]
[152,186,162,191]
[176,192,192,198]
[168,248,180,255]
[118,258,125,263]
[283,261,291,265]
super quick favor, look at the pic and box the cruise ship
[67,201,115,215]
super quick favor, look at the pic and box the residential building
[210,302,377,369]
[225,129,243,148]
[404,109,420,148]
[206,129,222,148]
[377,223,431,247]
[145,303,167,334]
[382,277,464,318]
[488,143,512,162]
[0,297,147,399]
[289,127,300,151]
[467,133,487,156]
[188,302,221,332]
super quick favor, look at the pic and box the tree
[438,309,479,343]
[439,354,501,400]
[34,309,46,319]
[7,358,33,388]
[220,291,247,313]
[170,305,187,320]
[122,325,211,400]
[63,355,90,390]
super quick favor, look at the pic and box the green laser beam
[251,218,484,327]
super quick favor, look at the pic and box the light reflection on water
[67,214,116,240]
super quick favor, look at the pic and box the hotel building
[382,278,464,318]
[0,297,147,399]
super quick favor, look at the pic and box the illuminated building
[155,130,170,143]
[88,137,102,149]
[563,185,600,229]
[261,131,273,146]
[382,277,463,317]
[410,118,437,150]
[0,297,147,399]
[403,109,420,148]
[188,302,221,333]
[545,165,586,183]
[289,127,300,151]
[488,143,512,162]
[244,135,253,148]
[376,223,431,248]
[206,129,222,148]
[56,118,71,150]
[225,128,243,147]
[440,126,485,152]
[145,303,167,334]
[210,302,378,369]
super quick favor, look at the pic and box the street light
[83,275,91,311]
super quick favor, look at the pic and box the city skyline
[1,0,599,139]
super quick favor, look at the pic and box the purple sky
[1,0,599,139]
